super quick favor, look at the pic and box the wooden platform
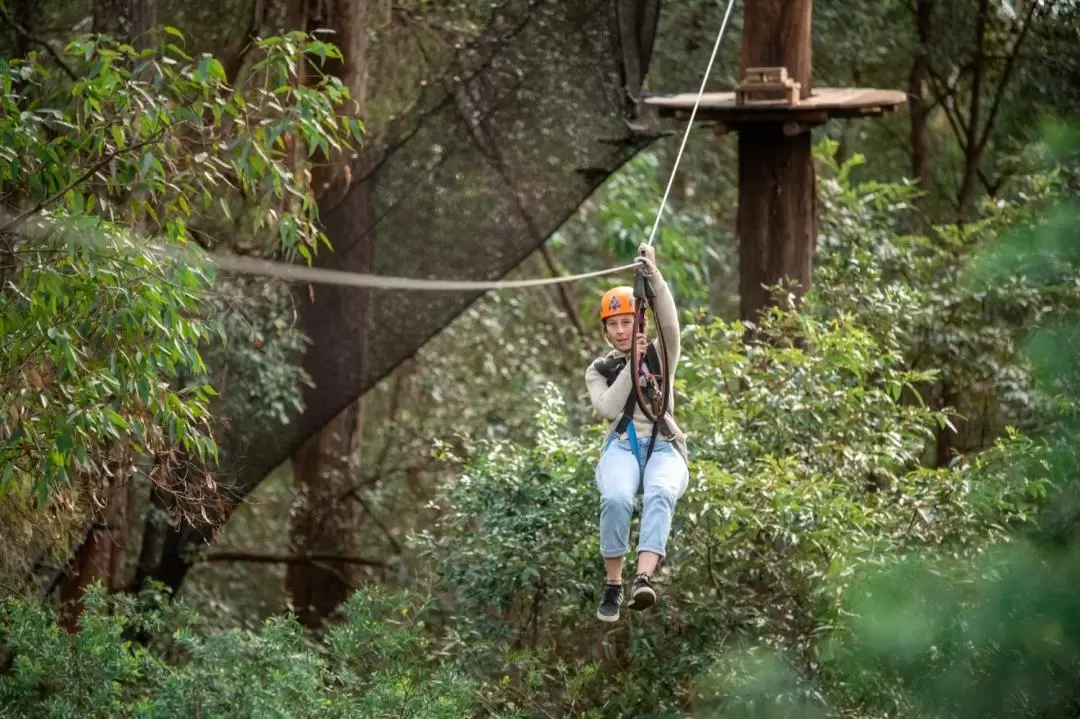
[644,87,907,133]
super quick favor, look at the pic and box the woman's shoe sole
[596,608,620,623]
[628,587,656,610]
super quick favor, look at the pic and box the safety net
[209,0,665,515]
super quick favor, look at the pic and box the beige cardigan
[584,266,688,463]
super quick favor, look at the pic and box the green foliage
[812,138,1080,453]
[0,28,361,506]
[0,30,359,256]
[552,150,731,316]
[0,221,216,500]
[404,295,1042,717]
[202,277,312,433]
[0,586,484,719]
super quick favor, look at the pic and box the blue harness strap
[626,422,642,468]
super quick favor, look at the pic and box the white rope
[644,0,737,247]
[199,249,644,292]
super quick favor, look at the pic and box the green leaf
[104,409,129,430]
[55,430,73,453]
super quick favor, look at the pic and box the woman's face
[603,314,637,352]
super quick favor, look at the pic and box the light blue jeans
[595,437,689,558]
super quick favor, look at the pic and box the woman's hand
[635,333,649,357]
[637,243,657,273]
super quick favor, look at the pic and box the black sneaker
[627,572,656,610]
[596,581,623,623]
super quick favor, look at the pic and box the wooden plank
[644,87,906,117]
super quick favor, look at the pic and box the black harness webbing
[593,343,668,466]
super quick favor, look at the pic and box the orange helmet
[600,286,636,321]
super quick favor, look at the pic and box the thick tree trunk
[285,0,375,629]
[739,0,813,102]
[92,0,127,35]
[287,407,363,627]
[128,0,157,48]
[737,128,817,321]
[57,477,129,631]
[736,0,817,323]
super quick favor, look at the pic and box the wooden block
[744,66,788,84]
[735,78,801,107]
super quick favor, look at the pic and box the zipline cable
[628,0,735,445]
[644,0,737,248]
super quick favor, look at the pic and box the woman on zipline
[586,243,689,622]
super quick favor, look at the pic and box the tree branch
[0,133,165,235]
[539,244,586,340]
[925,65,970,157]
[342,489,403,553]
[202,550,385,567]
[974,0,1047,158]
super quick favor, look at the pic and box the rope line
[644,0,737,247]
[191,2,737,290]
[198,249,644,292]
[16,7,736,294]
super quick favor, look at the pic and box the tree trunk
[908,0,933,188]
[287,407,364,628]
[57,476,130,632]
[92,0,127,35]
[736,0,817,323]
[9,0,38,56]
[956,0,991,218]
[286,0,375,630]
[737,127,817,322]
[739,0,813,102]
[128,0,157,49]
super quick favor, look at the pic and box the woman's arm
[585,359,633,420]
[638,250,680,372]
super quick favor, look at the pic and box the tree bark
[8,0,38,56]
[908,0,934,189]
[736,0,817,323]
[956,0,990,218]
[287,407,365,628]
[739,0,813,102]
[92,0,127,35]
[285,0,375,630]
[57,476,130,632]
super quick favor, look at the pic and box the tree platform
[643,87,907,135]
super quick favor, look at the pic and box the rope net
[219,0,664,497]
